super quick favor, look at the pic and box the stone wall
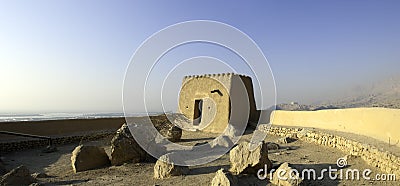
[259,125,400,176]
[0,118,125,141]
[0,131,113,153]
[271,108,400,148]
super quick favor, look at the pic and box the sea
[0,112,163,122]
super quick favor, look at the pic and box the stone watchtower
[178,73,259,133]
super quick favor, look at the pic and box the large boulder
[110,124,150,165]
[229,141,273,175]
[154,153,189,179]
[211,169,238,186]
[271,162,303,186]
[71,145,110,173]
[0,165,35,185]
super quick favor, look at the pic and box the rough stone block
[71,145,110,173]
[211,169,238,186]
[229,141,272,175]
[154,153,189,179]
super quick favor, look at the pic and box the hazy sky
[1,1,399,113]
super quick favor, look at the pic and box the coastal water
[0,112,162,122]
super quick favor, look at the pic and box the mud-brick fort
[178,73,260,133]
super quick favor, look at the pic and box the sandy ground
[2,129,399,186]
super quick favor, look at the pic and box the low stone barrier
[260,126,400,176]
[271,108,400,148]
[0,131,113,153]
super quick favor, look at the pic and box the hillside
[330,75,400,109]
[277,75,400,111]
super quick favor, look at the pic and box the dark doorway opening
[193,99,203,125]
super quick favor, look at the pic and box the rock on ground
[154,153,189,179]
[152,114,181,136]
[266,142,280,150]
[71,145,110,173]
[271,162,303,186]
[296,128,312,139]
[276,137,297,144]
[31,172,49,179]
[0,165,36,186]
[211,168,238,186]
[229,141,273,175]
[166,126,182,142]
[110,123,150,166]
[41,145,57,153]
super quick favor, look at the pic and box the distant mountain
[277,75,400,111]
[329,75,400,109]
[276,103,339,111]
